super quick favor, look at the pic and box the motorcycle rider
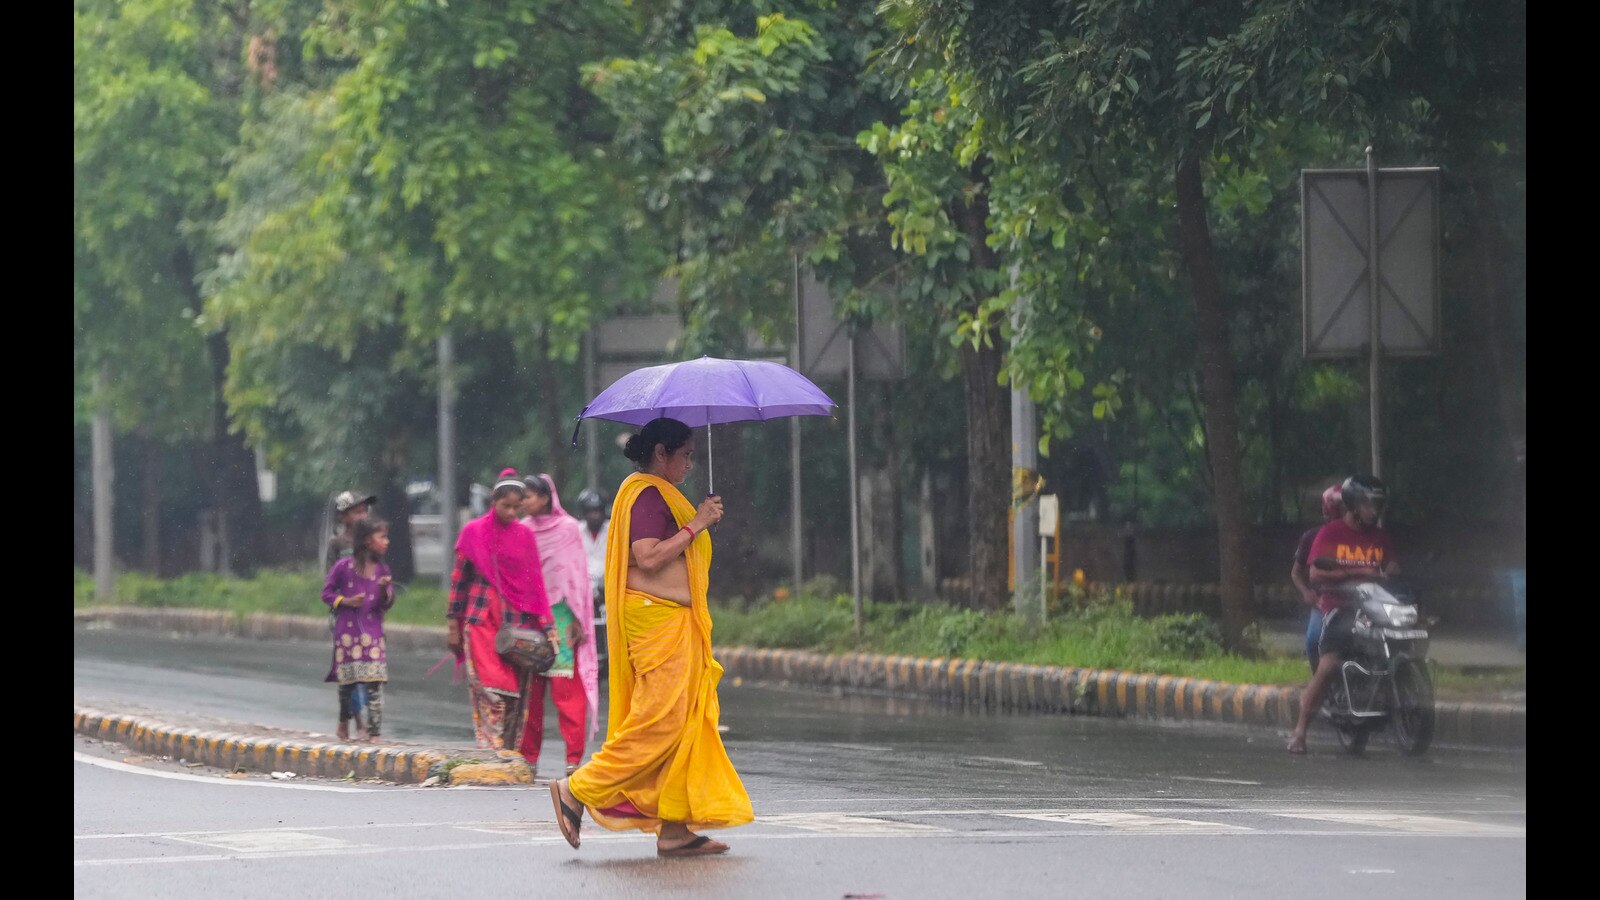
[1287,474,1399,754]
[575,489,609,666]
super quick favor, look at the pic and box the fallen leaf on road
[225,773,251,779]
[122,757,147,764]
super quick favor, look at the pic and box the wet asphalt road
[74,626,1526,899]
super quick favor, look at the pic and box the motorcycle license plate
[1382,628,1428,640]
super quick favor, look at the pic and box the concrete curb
[713,647,1525,749]
[72,704,536,786]
[73,705,452,783]
[75,607,1524,750]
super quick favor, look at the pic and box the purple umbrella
[572,356,837,493]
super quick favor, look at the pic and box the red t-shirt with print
[1308,519,1394,613]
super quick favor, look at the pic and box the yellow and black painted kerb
[713,646,1524,749]
[74,707,451,784]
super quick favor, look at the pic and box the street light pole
[1366,145,1384,479]
[438,332,457,590]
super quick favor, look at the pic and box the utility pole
[848,328,862,637]
[791,254,805,599]
[584,329,599,492]
[1009,264,1041,625]
[1365,145,1384,479]
[438,332,457,590]
[92,369,115,604]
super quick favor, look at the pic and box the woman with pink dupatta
[518,473,600,777]
[446,469,558,755]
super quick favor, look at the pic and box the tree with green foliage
[876,0,1523,649]
[75,0,263,575]
[203,0,663,579]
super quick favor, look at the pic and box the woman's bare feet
[1286,732,1307,754]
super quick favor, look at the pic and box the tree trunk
[180,242,261,577]
[878,382,904,601]
[951,175,1012,611]
[379,428,416,583]
[1174,155,1253,652]
[205,327,263,577]
[1466,174,1525,536]
[537,332,569,490]
[958,338,1010,609]
[140,434,162,574]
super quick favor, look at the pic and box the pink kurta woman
[518,473,601,776]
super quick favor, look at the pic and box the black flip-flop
[657,835,730,858]
[549,780,582,849]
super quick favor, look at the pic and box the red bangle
[680,525,695,540]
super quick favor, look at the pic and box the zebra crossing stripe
[1000,812,1250,833]
[1270,812,1524,835]
[758,813,949,834]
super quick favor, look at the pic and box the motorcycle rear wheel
[1389,656,1435,755]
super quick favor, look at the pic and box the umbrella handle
[706,423,719,534]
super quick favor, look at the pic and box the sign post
[1302,151,1441,477]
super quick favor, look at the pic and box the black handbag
[492,555,556,674]
[496,617,556,673]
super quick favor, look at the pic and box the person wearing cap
[324,490,377,569]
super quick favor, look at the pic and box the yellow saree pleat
[566,473,753,833]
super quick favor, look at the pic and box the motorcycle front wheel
[1389,656,1436,756]
[1335,721,1371,756]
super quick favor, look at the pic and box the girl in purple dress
[323,517,396,742]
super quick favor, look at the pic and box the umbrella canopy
[578,356,836,427]
[572,356,837,493]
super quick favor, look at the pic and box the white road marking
[759,813,949,834]
[452,822,565,836]
[1001,812,1251,833]
[75,827,1528,868]
[74,752,371,793]
[168,831,360,853]
[1272,812,1524,835]
[1350,869,1397,875]
[1170,776,1262,785]
[968,756,1045,767]
[77,822,502,841]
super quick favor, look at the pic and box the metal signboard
[797,270,905,381]
[1302,167,1440,358]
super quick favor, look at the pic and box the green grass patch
[714,589,1313,686]
[75,567,448,627]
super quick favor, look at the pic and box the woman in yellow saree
[550,417,753,857]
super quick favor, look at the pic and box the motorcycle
[1310,558,1436,756]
